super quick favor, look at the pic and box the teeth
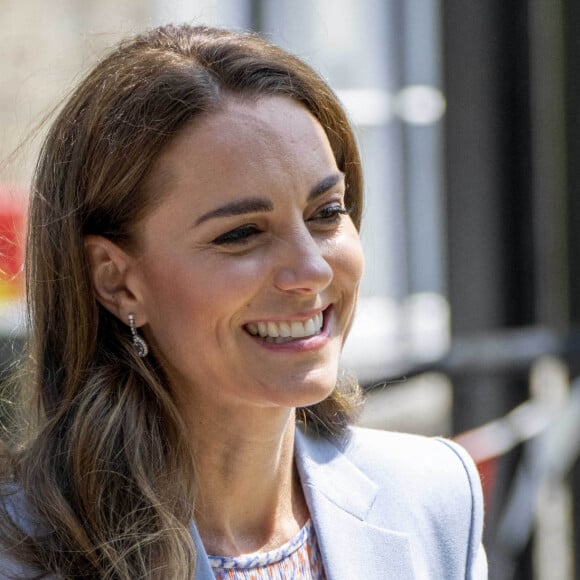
[246,312,324,340]
[257,322,268,337]
[290,321,306,338]
[267,322,279,337]
[279,322,291,337]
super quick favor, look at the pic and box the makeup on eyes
[211,201,348,246]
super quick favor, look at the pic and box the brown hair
[0,24,364,578]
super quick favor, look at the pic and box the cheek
[332,227,365,288]
[139,254,267,331]
[333,230,364,341]
[351,238,365,283]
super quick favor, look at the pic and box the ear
[84,235,145,324]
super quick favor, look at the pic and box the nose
[273,227,333,294]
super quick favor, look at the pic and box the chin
[280,376,337,409]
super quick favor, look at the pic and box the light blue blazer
[1,426,487,579]
[191,427,487,580]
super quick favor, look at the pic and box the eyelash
[211,203,349,246]
[314,204,349,223]
[212,224,260,245]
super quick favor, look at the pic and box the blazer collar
[294,426,416,580]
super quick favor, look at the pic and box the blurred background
[1,1,579,578]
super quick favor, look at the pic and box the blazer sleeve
[0,487,56,580]
[0,553,42,580]
[436,438,488,579]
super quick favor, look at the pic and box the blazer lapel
[295,427,416,580]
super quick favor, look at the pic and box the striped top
[208,519,325,579]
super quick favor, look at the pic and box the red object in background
[0,185,27,301]
[475,457,498,514]
[454,429,501,520]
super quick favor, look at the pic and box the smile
[245,311,324,343]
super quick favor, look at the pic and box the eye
[310,203,349,224]
[212,224,261,245]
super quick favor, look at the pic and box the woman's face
[132,96,364,414]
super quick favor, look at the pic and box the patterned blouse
[208,519,326,579]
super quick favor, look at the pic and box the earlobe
[84,235,143,322]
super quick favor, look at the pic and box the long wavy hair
[0,24,364,578]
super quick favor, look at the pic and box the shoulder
[341,427,485,531]
[342,426,482,494]
[299,425,481,491]
[0,484,51,579]
[347,427,488,578]
[0,483,50,538]
[296,425,488,578]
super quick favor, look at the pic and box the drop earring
[128,313,149,358]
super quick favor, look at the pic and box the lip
[244,305,333,352]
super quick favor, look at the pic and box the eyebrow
[195,197,273,225]
[308,172,345,200]
[195,172,345,226]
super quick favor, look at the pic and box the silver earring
[128,313,149,358]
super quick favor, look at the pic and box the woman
[0,24,486,579]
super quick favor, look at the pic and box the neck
[189,406,309,556]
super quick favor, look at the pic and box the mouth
[244,308,328,344]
